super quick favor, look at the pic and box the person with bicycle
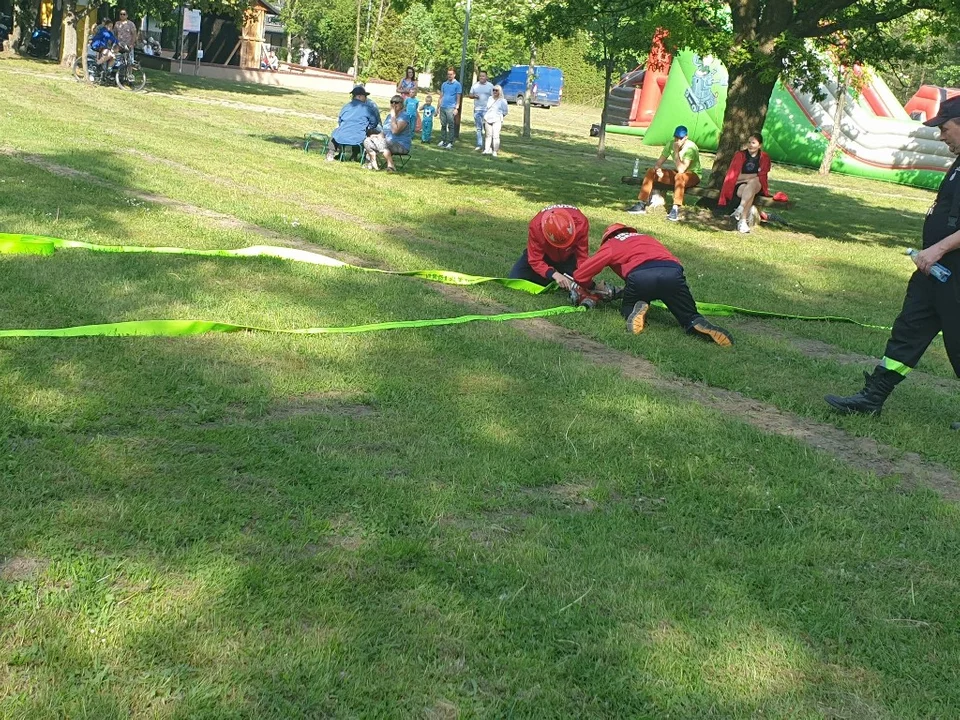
[90,18,118,71]
[114,9,138,65]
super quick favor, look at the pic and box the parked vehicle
[26,26,50,57]
[490,65,564,108]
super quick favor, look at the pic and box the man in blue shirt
[363,95,414,171]
[437,67,462,149]
[326,86,382,162]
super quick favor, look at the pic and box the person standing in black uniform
[825,96,960,423]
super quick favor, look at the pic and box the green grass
[1,57,959,718]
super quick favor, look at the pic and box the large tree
[659,0,960,189]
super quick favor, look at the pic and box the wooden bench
[620,176,791,210]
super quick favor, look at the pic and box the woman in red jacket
[572,223,733,346]
[718,133,771,234]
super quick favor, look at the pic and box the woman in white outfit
[482,85,509,157]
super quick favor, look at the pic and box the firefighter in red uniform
[572,223,734,346]
[508,205,590,290]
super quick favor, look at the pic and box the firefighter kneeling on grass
[508,205,590,290]
[570,223,734,346]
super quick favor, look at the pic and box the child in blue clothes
[90,18,118,70]
[404,89,420,119]
[404,89,421,135]
[420,94,436,143]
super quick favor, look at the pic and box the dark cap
[673,125,688,138]
[351,85,368,97]
[923,96,960,127]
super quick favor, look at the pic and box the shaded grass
[1,59,959,718]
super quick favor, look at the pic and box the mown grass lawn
[1,57,959,719]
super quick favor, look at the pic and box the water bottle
[906,249,952,283]
[632,158,640,178]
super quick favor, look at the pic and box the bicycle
[72,46,146,92]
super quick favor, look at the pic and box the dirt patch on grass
[154,392,378,428]
[0,555,47,582]
[735,319,957,393]
[435,285,960,502]
[424,699,459,720]
[524,483,598,512]
[148,92,336,122]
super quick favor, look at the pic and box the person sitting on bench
[627,125,701,222]
[363,95,414,171]
[718,132,772,234]
[326,86,382,162]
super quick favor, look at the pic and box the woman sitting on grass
[718,132,771,234]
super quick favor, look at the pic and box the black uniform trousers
[620,260,700,326]
[508,249,578,287]
[884,253,960,376]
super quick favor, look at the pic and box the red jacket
[718,150,771,207]
[573,231,679,285]
[527,205,590,280]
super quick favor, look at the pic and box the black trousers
[884,257,960,376]
[621,261,700,326]
[508,249,577,287]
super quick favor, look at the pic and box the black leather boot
[825,366,904,416]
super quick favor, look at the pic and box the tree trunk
[61,6,77,67]
[819,66,852,175]
[14,0,42,53]
[48,0,63,60]
[352,0,361,80]
[597,57,613,160]
[709,63,778,191]
[367,0,388,72]
[522,43,535,139]
[80,12,90,79]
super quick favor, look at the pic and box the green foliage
[364,10,410,80]
[537,33,606,105]
[282,0,356,69]
[875,13,960,104]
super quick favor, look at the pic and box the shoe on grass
[627,201,647,214]
[626,301,649,335]
[687,317,733,346]
[437,140,446,147]
[737,219,751,233]
[666,206,680,222]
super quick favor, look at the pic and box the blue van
[491,65,564,108]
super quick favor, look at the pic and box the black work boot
[824,366,904,416]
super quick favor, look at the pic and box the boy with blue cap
[627,125,701,222]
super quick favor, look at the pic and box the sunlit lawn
[1,57,958,718]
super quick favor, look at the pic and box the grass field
[1,57,959,719]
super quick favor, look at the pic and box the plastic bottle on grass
[906,248,952,283]
[632,158,640,178]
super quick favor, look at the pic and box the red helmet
[601,223,635,244]
[540,208,577,249]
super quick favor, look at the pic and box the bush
[537,33,606,107]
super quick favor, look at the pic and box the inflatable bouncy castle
[607,48,954,190]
